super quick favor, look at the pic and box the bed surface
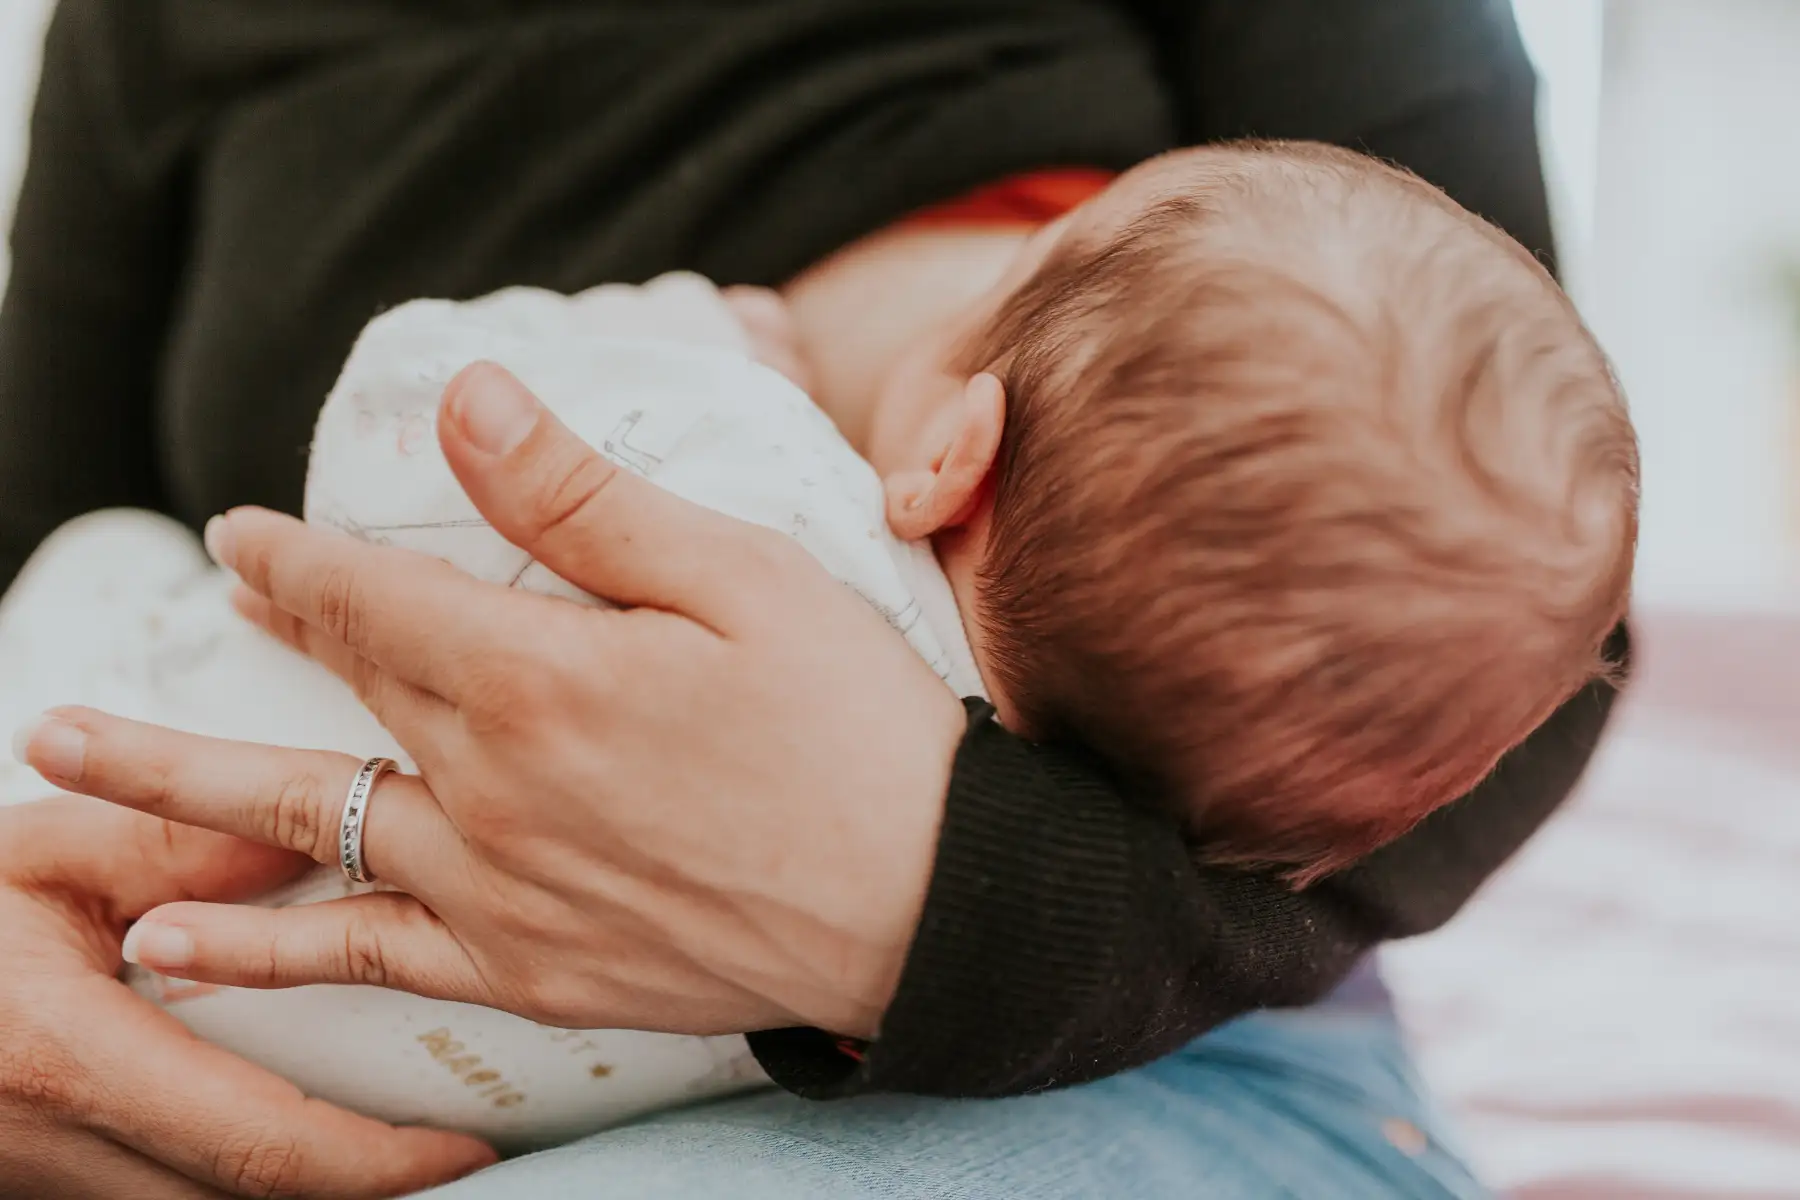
[1386,612,1800,1197]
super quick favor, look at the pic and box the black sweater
[0,0,1626,1098]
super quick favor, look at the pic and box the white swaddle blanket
[0,273,982,1153]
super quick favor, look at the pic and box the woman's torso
[142,0,1174,524]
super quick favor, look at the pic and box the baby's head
[868,142,1638,885]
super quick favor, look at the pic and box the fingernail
[203,515,236,568]
[122,922,195,970]
[9,717,40,765]
[13,715,86,783]
[452,363,538,456]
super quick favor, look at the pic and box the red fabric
[900,167,1116,229]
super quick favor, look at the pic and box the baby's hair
[961,142,1637,886]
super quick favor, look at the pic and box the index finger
[205,506,529,702]
[72,975,495,1197]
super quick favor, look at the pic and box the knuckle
[341,912,392,988]
[455,786,527,847]
[494,651,553,709]
[213,1128,306,1198]
[484,894,541,943]
[249,934,284,989]
[515,630,589,710]
[461,651,554,730]
[486,902,606,1027]
[238,539,278,596]
[133,749,182,816]
[132,811,188,874]
[266,773,329,860]
[559,644,625,710]
[312,564,369,652]
[518,971,593,1029]
[531,452,620,543]
[347,653,388,711]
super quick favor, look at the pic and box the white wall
[1589,0,1800,609]
[1513,0,1800,611]
[1514,0,1605,308]
[0,0,53,293]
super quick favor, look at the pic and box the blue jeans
[415,1008,1487,1199]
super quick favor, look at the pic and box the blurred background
[7,1,1799,613]
[1519,0,1800,613]
[1,3,1795,1197]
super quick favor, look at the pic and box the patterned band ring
[338,757,397,885]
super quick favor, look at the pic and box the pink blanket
[1385,612,1800,1197]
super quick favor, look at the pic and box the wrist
[805,688,964,1040]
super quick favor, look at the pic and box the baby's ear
[885,373,1005,540]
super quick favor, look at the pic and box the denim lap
[414,1009,1487,1200]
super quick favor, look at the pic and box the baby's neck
[782,225,1030,726]
[780,226,1028,453]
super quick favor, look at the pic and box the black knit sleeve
[749,0,1607,1098]
[0,0,194,591]
[753,625,1627,1098]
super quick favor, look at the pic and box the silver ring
[339,757,397,885]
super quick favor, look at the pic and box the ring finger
[14,710,464,899]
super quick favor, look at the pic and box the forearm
[751,705,1376,1097]
[756,621,1627,1098]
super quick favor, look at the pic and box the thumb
[437,361,795,628]
[22,796,311,920]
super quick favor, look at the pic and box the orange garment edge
[899,167,1117,229]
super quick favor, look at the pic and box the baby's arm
[722,286,816,394]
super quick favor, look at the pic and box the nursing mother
[0,2,1624,1196]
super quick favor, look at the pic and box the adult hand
[0,797,494,1199]
[18,363,969,1040]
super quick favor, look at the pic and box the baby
[1,141,1636,1148]
[788,140,1637,883]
